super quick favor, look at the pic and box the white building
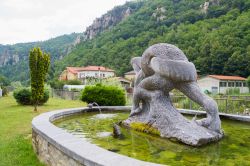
[59,66,115,81]
[77,66,115,79]
[197,75,248,94]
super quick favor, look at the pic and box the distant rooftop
[125,70,135,75]
[67,66,114,74]
[208,75,246,81]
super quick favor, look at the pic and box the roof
[125,70,135,75]
[208,75,246,81]
[116,77,131,83]
[67,66,114,74]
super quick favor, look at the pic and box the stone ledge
[179,109,250,122]
[32,106,162,166]
[32,106,250,166]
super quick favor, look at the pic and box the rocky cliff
[200,0,220,13]
[84,5,134,40]
[0,33,80,67]
[0,46,20,66]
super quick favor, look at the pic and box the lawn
[0,95,85,166]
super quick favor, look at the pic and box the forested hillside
[0,33,81,82]
[55,0,250,78]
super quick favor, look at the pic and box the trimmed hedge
[13,88,49,105]
[81,84,126,106]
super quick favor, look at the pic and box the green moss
[130,122,160,136]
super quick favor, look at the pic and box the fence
[51,89,81,100]
[51,89,250,116]
[171,95,250,115]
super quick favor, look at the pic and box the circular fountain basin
[32,107,250,166]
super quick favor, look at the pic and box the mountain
[1,0,249,84]
[0,33,81,83]
[55,0,250,78]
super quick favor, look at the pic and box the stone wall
[31,107,159,166]
[32,129,83,166]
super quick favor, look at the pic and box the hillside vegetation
[0,33,80,83]
[55,0,250,77]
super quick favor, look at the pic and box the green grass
[0,95,85,166]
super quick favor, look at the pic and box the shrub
[226,88,240,95]
[247,76,250,90]
[67,80,82,85]
[81,84,126,106]
[11,81,23,89]
[13,88,49,105]
[50,79,82,89]
[2,87,8,96]
[49,80,65,89]
[13,88,31,105]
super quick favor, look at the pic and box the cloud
[0,0,128,44]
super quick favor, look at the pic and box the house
[116,77,131,89]
[197,75,248,94]
[124,70,136,81]
[59,66,115,82]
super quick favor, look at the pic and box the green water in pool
[54,111,250,166]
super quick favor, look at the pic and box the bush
[226,88,240,95]
[50,80,65,89]
[81,84,126,106]
[11,81,23,89]
[50,79,82,89]
[67,80,82,85]
[13,88,49,105]
[247,76,250,90]
[2,87,8,96]
[13,88,31,105]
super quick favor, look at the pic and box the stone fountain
[123,43,223,146]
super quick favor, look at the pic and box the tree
[0,75,10,86]
[246,76,250,91]
[29,48,50,111]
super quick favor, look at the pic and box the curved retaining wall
[32,107,250,166]
[32,106,162,166]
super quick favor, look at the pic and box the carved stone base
[123,92,223,146]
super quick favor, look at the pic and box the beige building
[197,75,248,94]
[59,66,115,82]
[124,70,136,81]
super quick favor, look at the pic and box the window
[219,82,227,87]
[95,73,98,77]
[103,74,105,77]
[79,73,85,78]
[228,82,235,87]
[236,82,242,87]
[243,82,247,87]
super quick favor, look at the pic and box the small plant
[13,88,49,105]
[81,84,126,106]
[130,122,160,136]
[226,88,240,95]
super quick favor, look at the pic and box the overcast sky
[0,0,128,45]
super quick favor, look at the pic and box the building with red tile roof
[197,75,248,94]
[59,66,115,81]
[124,70,136,81]
[208,75,246,81]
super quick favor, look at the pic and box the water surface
[54,111,250,166]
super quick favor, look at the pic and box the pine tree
[29,48,50,111]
